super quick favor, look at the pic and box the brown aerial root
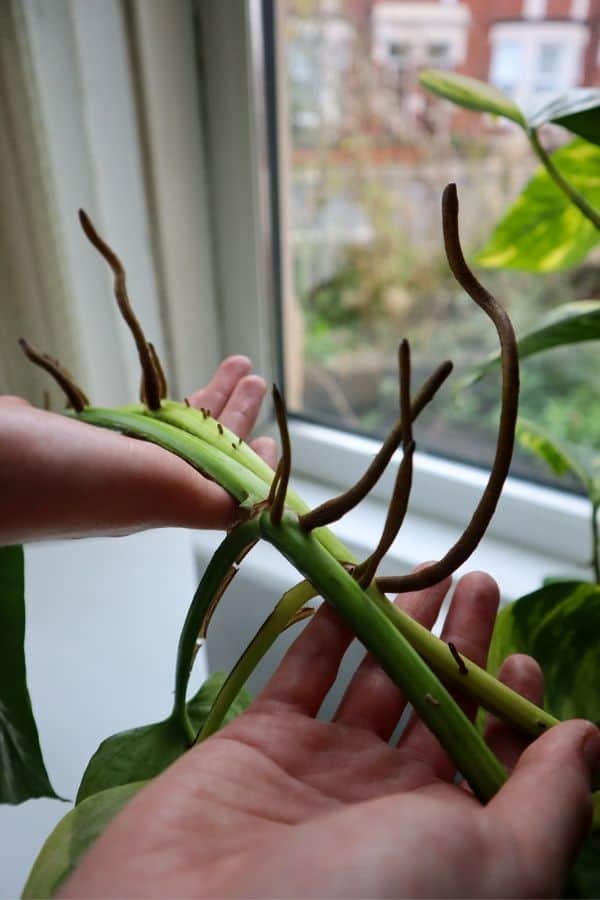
[376,183,519,595]
[298,357,452,533]
[78,210,166,410]
[19,338,89,412]
[270,385,291,525]
[354,339,415,588]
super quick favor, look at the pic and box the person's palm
[63,574,597,898]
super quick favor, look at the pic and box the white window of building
[489,20,589,111]
[534,42,565,95]
[489,39,522,97]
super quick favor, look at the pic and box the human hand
[61,572,599,898]
[0,356,276,544]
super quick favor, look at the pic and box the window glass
[280,0,599,489]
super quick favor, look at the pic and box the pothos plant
[1,185,599,897]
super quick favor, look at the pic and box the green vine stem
[528,128,600,230]
[260,512,507,802]
[77,403,560,739]
[171,518,261,741]
[365,585,557,736]
[76,408,272,509]
[197,579,317,742]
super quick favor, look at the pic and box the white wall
[0,529,204,898]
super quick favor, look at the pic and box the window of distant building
[534,42,565,95]
[427,42,452,68]
[389,41,411,71]
[489,39,522,97]
[489,20,589,112]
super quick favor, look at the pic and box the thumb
[486,720,600,896]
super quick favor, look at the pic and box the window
[427,42,451,68]
[270,0,594,568]
[533,42,564,95]
[389,41,411,71]
[489,20,589,111]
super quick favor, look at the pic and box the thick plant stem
[529,129,600,230]
[365,584,557,736]
[76,408,271,508]
[260,512,507,803]
[171,518,261,741]
[197,580,317,742]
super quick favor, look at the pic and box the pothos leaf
[516,418,598,502]
[76,672,251,803]
[528,88,600,146]
[488,581,600,896]
[488,581,600,723]
[22,780,146,898]
[0,545,59,804]
[465,300,600,384]
[566,832,600,899]
[474,139,600,271]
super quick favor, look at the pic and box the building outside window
[279,0,599,491]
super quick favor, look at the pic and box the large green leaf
[529,89,600,146]
[22,780,146,898]
[566,832,600,899]
[0,545,59,803]
[488,581,600,897]
[76,672,251,803]
[419,70,525,126]
[466,300,600,383]
[516,419,600,504]
[488,581,600,723]
[475,139,600,271]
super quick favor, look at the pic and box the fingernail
[582,727,600,768]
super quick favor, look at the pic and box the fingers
[218,375,268,438]
[188,356,270,443]
[484,654,544,770]
[398,572,499,777]
[256,603,354,717]
[332,575,452,739]
[485,720,600,896]
[250,436,278,468]
[187,356,252,421]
